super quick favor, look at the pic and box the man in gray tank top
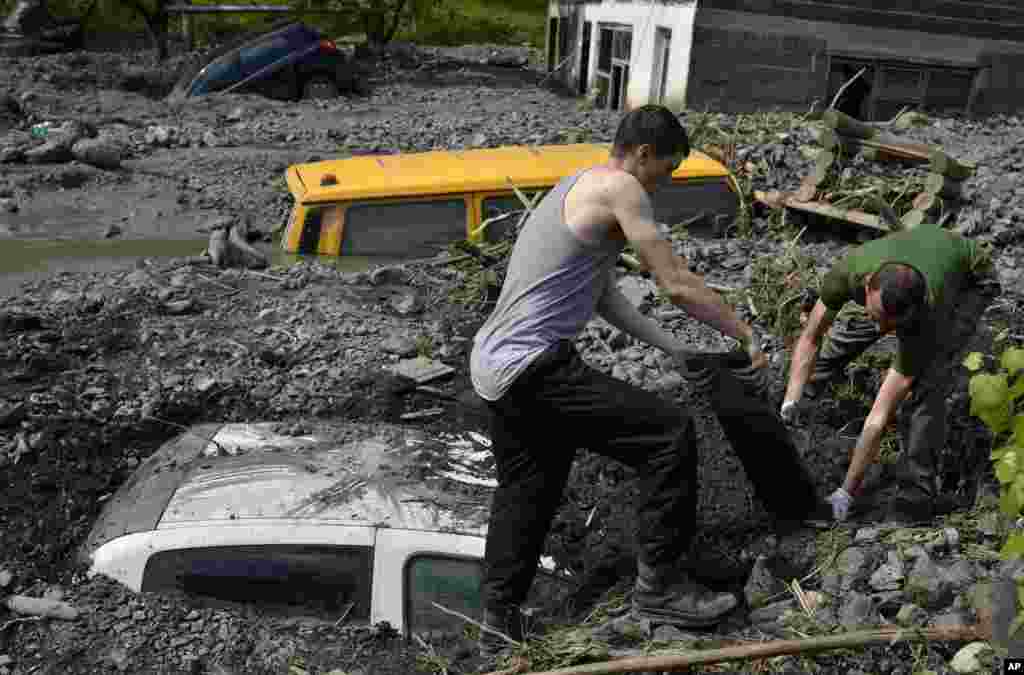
[472,106,769,654]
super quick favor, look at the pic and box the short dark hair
[610,105,690,160]
[869,262,926,324]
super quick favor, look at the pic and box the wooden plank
[753,190,889,232]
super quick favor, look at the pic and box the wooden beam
[754,190,890,232]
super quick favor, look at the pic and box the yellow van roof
[289,143,729,203]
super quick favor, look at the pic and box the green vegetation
[0,0,546,54]
[963,345,1024,636]
[740,228,820,344]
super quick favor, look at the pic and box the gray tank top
[471,169,625,401]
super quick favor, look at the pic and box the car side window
[193,54,241,94]
[405,555,483,637]
[649,180,738,232]
[343,198,468,258]
[480,191,544,241]
[239,34,297,76]
[141,545,373,621]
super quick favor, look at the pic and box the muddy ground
[1,38,1023,675]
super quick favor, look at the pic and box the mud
[0,35,1022,675]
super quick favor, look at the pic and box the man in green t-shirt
[780,224,997,523]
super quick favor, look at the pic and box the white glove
[780,400,799,423]
[826,488,853,522]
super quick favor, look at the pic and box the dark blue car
[169,21,360,101]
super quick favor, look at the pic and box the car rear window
[239,34,294,75]
[340,199,469,258]
[142,545,373,621]
[405,555,483,637]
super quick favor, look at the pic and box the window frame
[402,552,486,639]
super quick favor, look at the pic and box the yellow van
[281,143,739,258]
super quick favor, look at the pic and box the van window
[141,545,373,621]
[405,555,483,636]
[342,199,468,258]
[480,191,544,241]
[650,180,739,233]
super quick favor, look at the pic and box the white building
[546,0,1024,120]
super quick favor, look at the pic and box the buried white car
[81,422,569,637]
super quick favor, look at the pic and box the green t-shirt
[818,224,980,377]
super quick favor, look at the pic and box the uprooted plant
[962,345,1024,637]
[740,227,820,344]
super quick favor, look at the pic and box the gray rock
[744,555,780,609]
[103,223,122,239]
[0,198,16,213]
[24,138,72,163]
[202,130,223,148]
[942,559,976,591]
[379,334,418,357]
[949,642,995,674]
[370,266,411,286]
[145,125,176,147]
[869,551,905,591]
[895,602,928,627]
[71,137,121,170]
[53,162,99,188]
[836,547,870,589]
[838,592,876,629]
[929,610,969,629]
[905,554,954,609]
[853,527,881,544]
[389,289,424,315]
[748,598,796,626]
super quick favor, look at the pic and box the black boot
[478,605,524,662]
[631,561,737,627]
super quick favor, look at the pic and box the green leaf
[1004,533,1024,557]
[1012,613,1024,638]
[963,352,985,372]
[970,372,1010,410]
[996,328,1011,343]
[1002,489,1022,519]
[997,453,1020,484]
[993,445,1014,461]
[1003,347,1024,376]
[980,405,1013,435]
[1012,377,1024,403]
[1015,416,1024,445]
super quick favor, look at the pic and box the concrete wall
[690,7,1024,115]
[686,21,827,113]
[549,0,699,110]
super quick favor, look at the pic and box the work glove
[826,487,853,522]
[780,398,814,425]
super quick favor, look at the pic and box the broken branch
[430,602,523,648]
[491,626,983,675]
[827,67,867,112]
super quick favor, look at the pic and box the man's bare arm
[844,367,913,496]
[596,270,683,354]
[610,176,758,355]
[783,299,837,405]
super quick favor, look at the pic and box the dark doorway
[579,21,592,95]
[547,17,558,72]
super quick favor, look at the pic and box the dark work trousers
[808,283,997,496]
[684,354,821,521]
[481,339,697,613]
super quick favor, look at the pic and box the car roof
[169,21,317,97]
[83,423,495,558]
[288,143,731,203]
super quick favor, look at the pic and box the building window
[652,27,672,104]
[595,24,632,112]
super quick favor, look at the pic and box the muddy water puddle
[0,238,403,296]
